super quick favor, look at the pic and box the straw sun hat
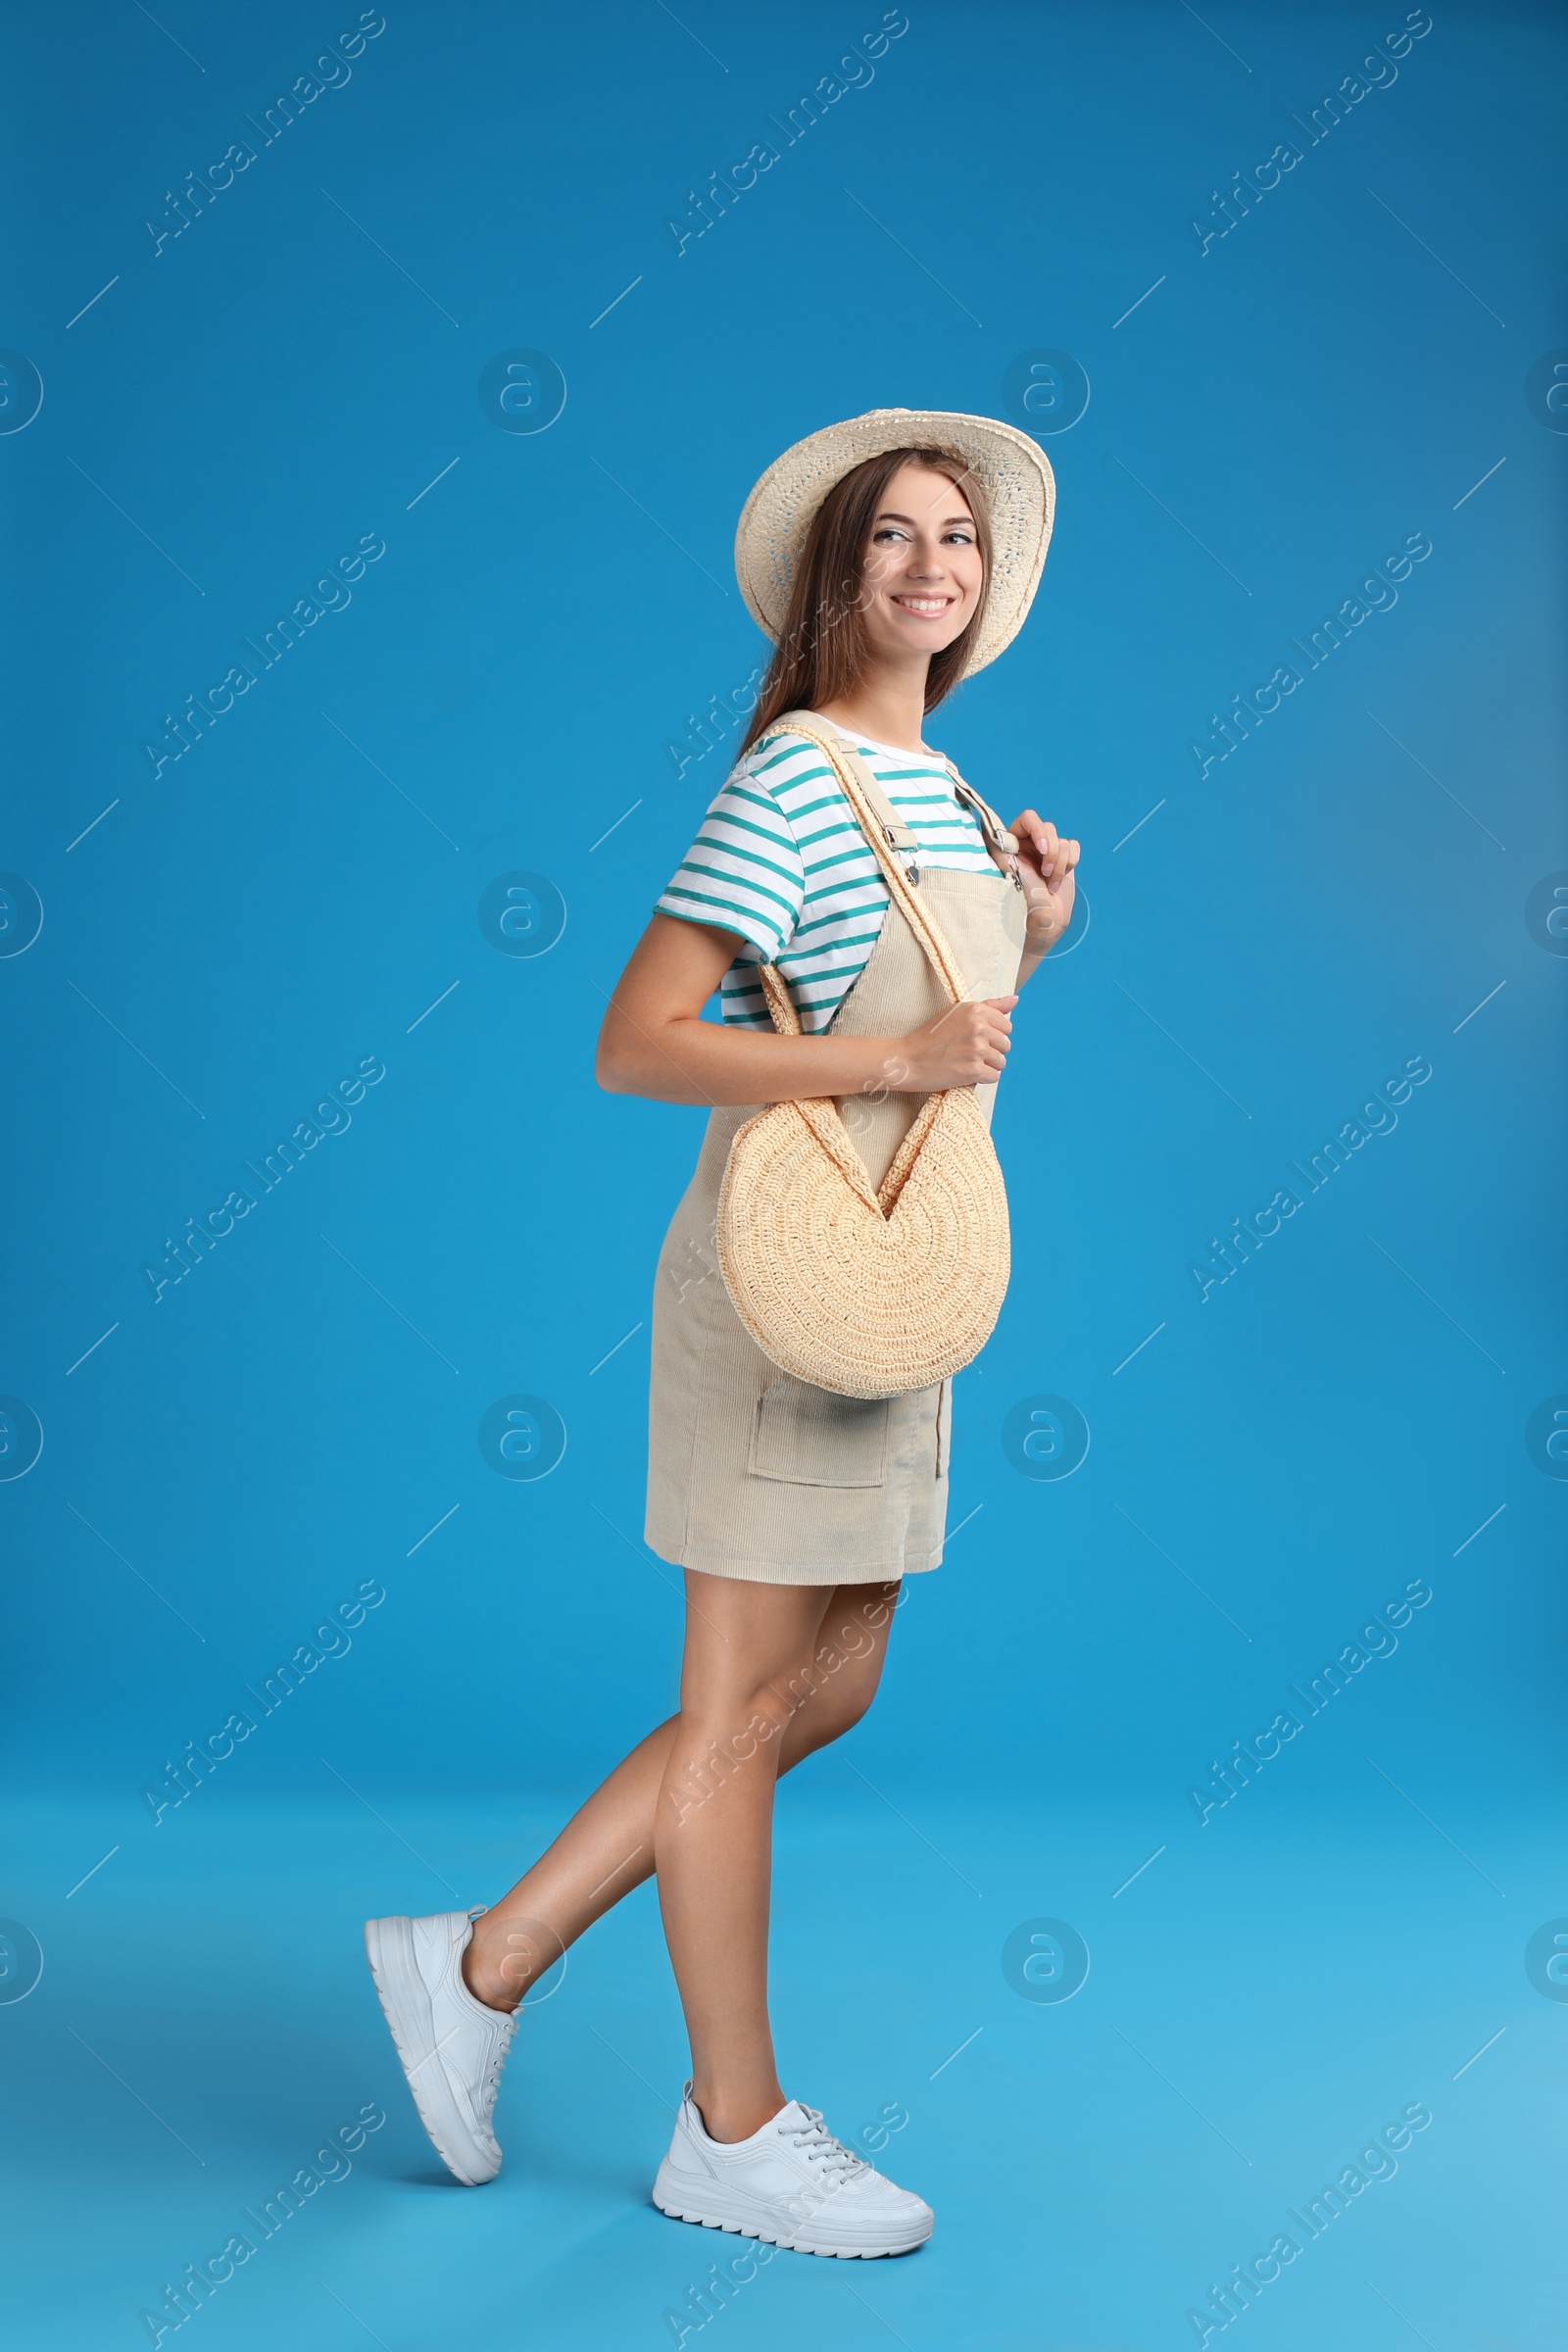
[734,408,1055,677]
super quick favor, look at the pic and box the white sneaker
[364,1906,517,2185]
[653,2084,933,2257]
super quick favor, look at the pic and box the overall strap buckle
[952,775,1022,888]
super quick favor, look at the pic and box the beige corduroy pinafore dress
[645,749,1028,1587]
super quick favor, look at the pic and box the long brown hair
[740,446,992,755]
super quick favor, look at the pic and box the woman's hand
[1006,809,1080,952]
[887,996,1019,1092]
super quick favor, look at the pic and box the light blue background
[2,3,1563,2346]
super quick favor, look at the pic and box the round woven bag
[715,719,1013,1400]
[716,1076,1010,1399]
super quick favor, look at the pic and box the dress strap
[943,760,1020,881]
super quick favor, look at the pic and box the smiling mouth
[891,595,956,616]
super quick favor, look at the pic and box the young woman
[366,409,1079,2258]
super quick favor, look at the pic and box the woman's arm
[596,914,1018,1108]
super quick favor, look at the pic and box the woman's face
[858,463,983,665]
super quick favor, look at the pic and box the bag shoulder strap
[762,716,1017,867]
[760,712,970,1014]
[756,716,918,852]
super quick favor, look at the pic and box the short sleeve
[654,750,806,960]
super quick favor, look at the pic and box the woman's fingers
[940,1003,1005,1079]
[973,1002,1010,1058]
[908,995,1023,1085]
[1005,812,1082,885]
[1008,808,1051,862]
[977,1001,1012,1073]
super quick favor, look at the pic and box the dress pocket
[748,1373,891,1488]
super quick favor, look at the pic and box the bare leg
[654,1571,864,2143]
[463,1576,900,2078]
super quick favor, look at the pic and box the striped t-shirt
[655,718,1000,1032]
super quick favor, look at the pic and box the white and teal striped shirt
[655,718,999,1032]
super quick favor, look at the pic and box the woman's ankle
[691,2083,787,2144]
[461,1932,521,2013]
[462,1912,560,2014]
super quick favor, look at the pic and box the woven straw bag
[716,717,1015,1400]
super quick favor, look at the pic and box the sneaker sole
[651,2164,931,2258]
[364,1916,498,2187]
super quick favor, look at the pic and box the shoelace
[478,2019,515,2120]
[782,2106,869,2184]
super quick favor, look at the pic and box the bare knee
[778,1644,884,1761]
[811,1675,877,1744]
[666,1577,898,1805]
[662,1680,790,1828]
[804,1589,897,1737]
[678,1665,795,1749]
